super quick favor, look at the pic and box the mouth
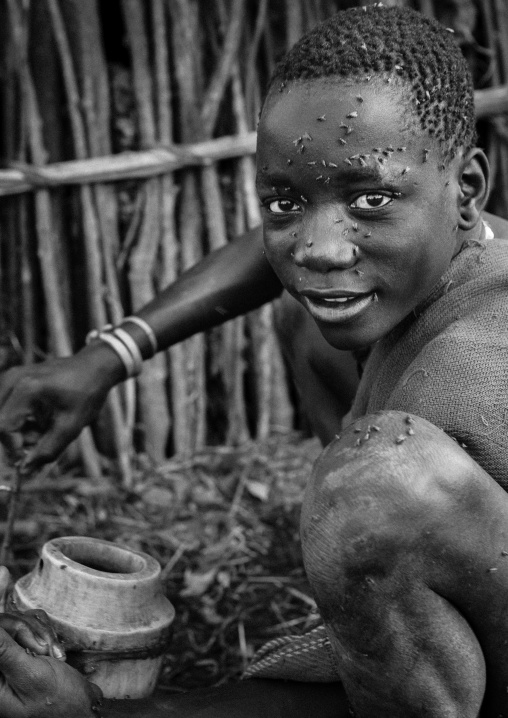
[301,290,375,323]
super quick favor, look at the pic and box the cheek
[264,231,293,265]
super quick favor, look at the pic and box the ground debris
[2,434,321,691]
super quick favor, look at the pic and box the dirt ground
[2,433,322,692]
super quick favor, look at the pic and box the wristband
[121,316,158,357]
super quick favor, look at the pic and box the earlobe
[457,149,490,230]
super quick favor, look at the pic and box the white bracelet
[121,316,158,357]
[86,329,141,378]
[112,327,143,374]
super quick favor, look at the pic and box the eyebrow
[258,165,387,185]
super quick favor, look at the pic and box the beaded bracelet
[121,316,158,357]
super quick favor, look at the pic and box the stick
[0,463,25,566]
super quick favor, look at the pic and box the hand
[0,566,66,661]
[0,610,66,661]
[0,344,123,470]
[0,626,103,718]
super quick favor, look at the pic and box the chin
[315,322,378,352]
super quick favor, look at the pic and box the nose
[293,209,357,272]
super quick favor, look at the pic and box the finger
[0,615,53,656]
[24,415,79,470]
[0,396,42,463]
[0,625,33,682]
[89,680,104,703]
[0,392,39,436]
[23,610,66,660]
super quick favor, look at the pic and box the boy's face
[256,78,464,350]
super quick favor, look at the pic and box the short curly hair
[267,5,476,160]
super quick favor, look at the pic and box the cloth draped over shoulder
[244,237,508,683]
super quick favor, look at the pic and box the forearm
[131,225,282,358]
[81,225,281,384]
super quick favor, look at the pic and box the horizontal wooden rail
[0,132,258,197]
[0,85,507,198]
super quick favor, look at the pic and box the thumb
[0,626,32,682]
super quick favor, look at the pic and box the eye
[266,198,301,214]
[350,193,393,210]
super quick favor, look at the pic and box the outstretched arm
[0,226,281,469]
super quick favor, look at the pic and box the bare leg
[274,292,360,443]
[301,411,508,717]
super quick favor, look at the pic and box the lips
[301,289,375,323]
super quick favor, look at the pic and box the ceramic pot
[11,536,175,699]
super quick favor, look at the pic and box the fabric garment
[245,236,508,682]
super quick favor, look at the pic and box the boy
[0,5,508,717]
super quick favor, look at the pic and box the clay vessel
[11,536,175,699]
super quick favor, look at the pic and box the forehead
[258,77,425,162]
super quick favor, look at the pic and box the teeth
[323,297,353,303]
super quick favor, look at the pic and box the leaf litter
[0,434,321,691]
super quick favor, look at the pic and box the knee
[301,410,488,602]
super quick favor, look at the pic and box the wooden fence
[1,0,507,482]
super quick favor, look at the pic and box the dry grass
[2,433,322,691]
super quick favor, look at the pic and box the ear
[457,148,490,231]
